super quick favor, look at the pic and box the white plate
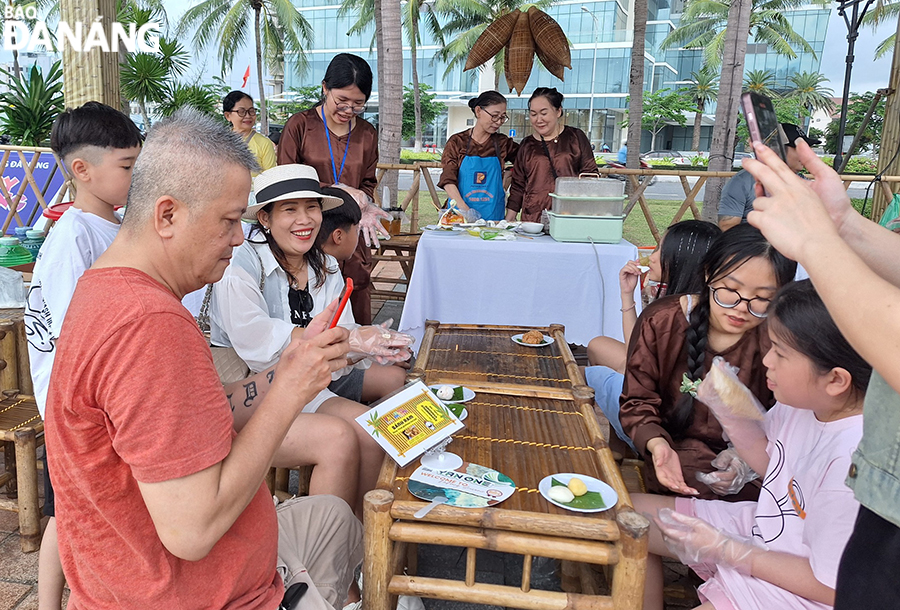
[538,473,618,513]
[511,333,553,347]
[428,385,475,404]
[423,224,463,235]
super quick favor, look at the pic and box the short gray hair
[123,108,260,228]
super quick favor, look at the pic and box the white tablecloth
[399,231,640,348]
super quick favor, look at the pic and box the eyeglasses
[229,108,258,118]
[288,286,314,327]
[330,91,367,115]
[709,286,771,318]
[480,107,509,124]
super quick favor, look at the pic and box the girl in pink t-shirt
[634,279,870,610]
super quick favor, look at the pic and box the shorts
[276,495,363,610]
[835,506,900,609]
[41,452,54,518]
[328,368,365,403]
[584,365,636,452]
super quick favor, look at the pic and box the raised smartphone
[740,92,787,163]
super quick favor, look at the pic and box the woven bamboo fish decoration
[464,7,571,94]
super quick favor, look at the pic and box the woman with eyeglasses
[277,53,387,325]
[438,91,518,221]
[506,87,598,222]
[210,164,412,518]
[619,224,797,501]
[223,90,276,172]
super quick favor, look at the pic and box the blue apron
[457,132,505,221]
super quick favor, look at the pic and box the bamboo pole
[364,489,395,610]
[388,576,616,610]
[14,427,41,552]
[419,167,444,211]
[521,554,533,593]
[874,17,900,220]
[465,547,477,587]
[388,502,620,541]
[389,522,618,564]
[0,321,19,393]
[610,511,650,610]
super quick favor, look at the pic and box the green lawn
[399,193,878,249]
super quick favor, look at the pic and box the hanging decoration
[464,7,571,95]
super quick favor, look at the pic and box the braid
[670,294,710,436]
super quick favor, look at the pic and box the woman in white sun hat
[210,164,412,517]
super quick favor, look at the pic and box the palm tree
[685,66,718,151]
[743,69,778,97]
[628,0,648,171]
[863,0,899,59]
[660,0,819,69]
[120,36,190,128]
[434,0,554,91]
[177,0,313,135]
[787,70,834,125]
[702,0,753,221]
[374,0,403,207]
[341,0,443,151]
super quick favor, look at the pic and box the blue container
[22,230,45,261]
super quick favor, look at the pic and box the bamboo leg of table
[15,428,41,552]
[364,489,395,610]
[611,511,650,610]
[0,320,19,392]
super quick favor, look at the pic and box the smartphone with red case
[328,278,353,329]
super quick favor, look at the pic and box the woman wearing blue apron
[439,91,518,221]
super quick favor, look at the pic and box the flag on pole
[242,65,251,88]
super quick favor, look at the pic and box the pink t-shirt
[686,402,862,610]
[45,267,282,610]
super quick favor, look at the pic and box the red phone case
[328,278,354,329]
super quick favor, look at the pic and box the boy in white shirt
[23,101,142,610]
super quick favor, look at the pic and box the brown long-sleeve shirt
[507,126,597,221]
[619,295,774,500]
[438,129,519,189]
[276,105,379,322]
[277,106,378,199]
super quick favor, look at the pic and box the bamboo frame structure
[0,146,75,235]
[363,322,650,610]
[595,166,898,243]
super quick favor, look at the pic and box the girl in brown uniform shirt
[277,53,385,324]
[506,87,597,222]
[619,225,797,500]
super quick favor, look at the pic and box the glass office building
[286,0,830,152]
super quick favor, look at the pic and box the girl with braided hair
[619,224,796,500]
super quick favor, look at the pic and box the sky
[1,2,897,97]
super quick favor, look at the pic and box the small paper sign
[355,380,465,467]
[410,465,516,503]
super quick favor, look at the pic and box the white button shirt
[210,239,359,374]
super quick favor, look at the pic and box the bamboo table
[363,321,649,610]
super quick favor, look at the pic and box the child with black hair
[585,220,721,451]
[635,280,869,610]
[619,224,796,500]
[23,101,142,610]
[316,185,362,263]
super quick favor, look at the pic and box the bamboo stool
[0,391,44,553]
[363,322,650,610]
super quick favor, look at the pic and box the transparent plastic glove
[464,208,482,223]
[334,183,390,247]
[655,508,763,574]
[696,447,760,496]
[348,321,414,365]
[697,356,767,442]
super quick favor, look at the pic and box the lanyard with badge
[321,105,352,184]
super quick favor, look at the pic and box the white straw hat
[245,164,344,221]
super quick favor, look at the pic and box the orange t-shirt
[45,267,282,610]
